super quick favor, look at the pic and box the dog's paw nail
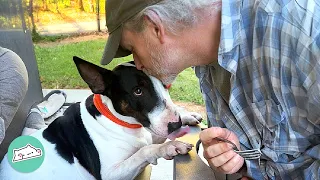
[186,143,193,147]
[150,160,158,165]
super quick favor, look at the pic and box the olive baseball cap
[101,0,162,65]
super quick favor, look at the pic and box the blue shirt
[195,0,320,179]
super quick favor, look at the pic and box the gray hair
[124,0,220,35]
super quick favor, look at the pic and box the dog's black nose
[168,119,182,134]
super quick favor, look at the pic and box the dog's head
[73,56,183,138]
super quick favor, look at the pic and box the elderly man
[101,0,320,179]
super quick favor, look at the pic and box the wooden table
[174,126,218,180]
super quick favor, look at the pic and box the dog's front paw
[158,141,193,160]
[180,111,203,126]
[140,141,193,165]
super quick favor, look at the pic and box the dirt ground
[35,32,108,47]
[35,34,207,122]
[174,101,207,124]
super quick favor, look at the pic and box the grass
[34,39,204,105]
[170,70,204,105]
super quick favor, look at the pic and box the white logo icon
[12,144,42,163]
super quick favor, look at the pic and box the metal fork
[214,137,261,160]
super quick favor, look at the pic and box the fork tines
[234,149,261,160]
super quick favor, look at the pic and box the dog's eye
[133,88,143,96]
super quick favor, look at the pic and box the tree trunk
[78,0,84,11]
[96,0,100,31]
[89,0,94,12]
[29,0,36,33]
[54,0,59,12]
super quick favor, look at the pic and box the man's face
[120,28,190,85]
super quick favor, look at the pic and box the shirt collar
[217,0,242,75]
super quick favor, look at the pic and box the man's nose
[133,53,144,70]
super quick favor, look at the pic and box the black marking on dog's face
[43,103,102,180]
[73,56,161,127]
[109,65,160,127]
[73,56,113,95]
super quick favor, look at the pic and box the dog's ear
[73,56,112,94]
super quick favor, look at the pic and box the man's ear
[73,56,112,94]
[144,10,166,44]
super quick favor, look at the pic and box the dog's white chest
[80,101,153,178]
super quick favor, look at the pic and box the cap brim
[101,26,132,65]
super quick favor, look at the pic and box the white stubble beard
[143,38,182,85]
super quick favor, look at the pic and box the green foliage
[0,16,10,28]
[33,0,105,13]
[0,0,23,29]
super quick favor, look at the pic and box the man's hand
[199,127,244,174]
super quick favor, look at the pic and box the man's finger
[203,142,235,159]
[199,127,232,145]
[206,149,236,167]
[218,154,244,174]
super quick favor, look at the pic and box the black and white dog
[0,57,202,180]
